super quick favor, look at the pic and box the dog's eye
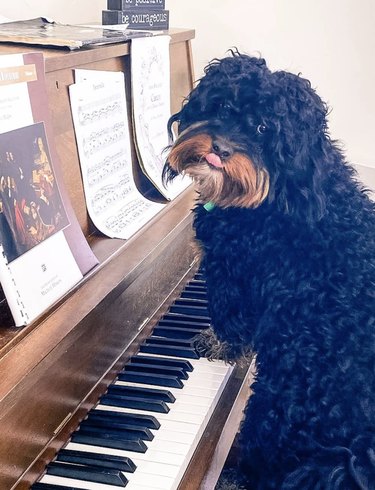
[218,102,233,118]
[257,124,267,134]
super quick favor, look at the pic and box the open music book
[0,52,98,326]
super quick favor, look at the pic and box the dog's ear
[264,71,332,224]
[170,53,269,134]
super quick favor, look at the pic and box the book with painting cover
[0,52,98,326]
[107,0,166,9]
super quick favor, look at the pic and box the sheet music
[69,69,164,239]
[131,35,191,200]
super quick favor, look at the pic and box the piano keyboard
[32,272,233,490]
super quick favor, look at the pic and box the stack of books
[102,0,169,31]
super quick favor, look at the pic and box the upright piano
[0,29,252,490]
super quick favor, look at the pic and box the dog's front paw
[194,327,255,366]
[194,326,235,363]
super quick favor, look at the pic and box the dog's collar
[203,201,215,212]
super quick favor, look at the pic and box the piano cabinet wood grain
[0,29,199,489]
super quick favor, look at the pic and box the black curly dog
[163,52,375,489]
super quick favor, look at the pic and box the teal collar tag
[203,201,215,212]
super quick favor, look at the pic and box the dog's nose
[212,138,233,160]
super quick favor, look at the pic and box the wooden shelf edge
[199,359,256,489]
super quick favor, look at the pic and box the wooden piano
[0,29,252,490]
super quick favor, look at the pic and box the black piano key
[57,448,136,472]
[90,409,160,429]
[169,301,209,317]
[139,342,200,359]
[160,314,211,327]
[177,296,208,305]
[152,325,202,339]
[32,483,85,490]
[179,294,207,301]
[46,461,128,487]
[180,290,207,300]
[184,283,207,291]
[157,318,210,330]
[183,290,207,298]
[116,370,184,388]
[192,272,205,280]
[107,383,176,402]
[100,393,171,411]
[77,424,150,441]
[189,281,206,288]
[162,312,210,322]
[79,420,154,441]
[145,336,195,348]
[121,362,188,380]
[187,281,206,288]
[130,354,194,372]
[71,431,147,453]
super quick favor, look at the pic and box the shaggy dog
[163,52,375,489]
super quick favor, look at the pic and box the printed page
[131,35,191,199]
[69,69,165,239]
[0,53,84,325]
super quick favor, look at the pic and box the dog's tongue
[206,153,225,168]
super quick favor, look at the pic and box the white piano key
[127,459,179,478]
[40,473,123,490]
[41,470,175,489]
[137,352,230,373]
[115,380,219,400]
[126,470,175,489]
[66,441,187,466]
[96,395,216,423]
[146,428,196,445]
[116,364,228,389]
[95,404,207,425]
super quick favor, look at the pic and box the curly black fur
[164,51,375,489]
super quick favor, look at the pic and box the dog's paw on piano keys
[194,326,255,367]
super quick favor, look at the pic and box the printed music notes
[131,35,191,199]
[69,69,165,239]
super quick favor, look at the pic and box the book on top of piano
[107,0,166,9]
[0,17,151,50]
[0,51,98,327]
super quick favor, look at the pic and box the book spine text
[107,0,165,9]
[102,9,169,30]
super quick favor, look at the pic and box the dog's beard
[166,132,269,208]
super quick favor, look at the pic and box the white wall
[0,1,105,25]
[1,0,374,186]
